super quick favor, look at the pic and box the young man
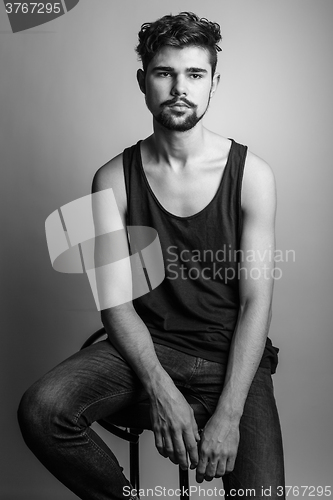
[18,12,285,499]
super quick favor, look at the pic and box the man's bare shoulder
[205,129,231,159]
[92,152,127,215]
[92,153,124,192]
[242,150,276,214]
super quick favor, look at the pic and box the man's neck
[148,120,209,171]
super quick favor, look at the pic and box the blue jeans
[17,339,285,499]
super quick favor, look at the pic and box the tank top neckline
[136,138,235,221]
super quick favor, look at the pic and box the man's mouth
[168,103,190,109]
[162,99,193,109]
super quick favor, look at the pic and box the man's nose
[171,75,188,96]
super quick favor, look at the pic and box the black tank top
[123,139,279,372]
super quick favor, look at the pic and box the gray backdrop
[1,0,332,498]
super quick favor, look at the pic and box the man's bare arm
[92,156,200,469]
[196,152,277,482]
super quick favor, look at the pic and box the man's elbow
[101,302,135,326]
[239,294,273,327]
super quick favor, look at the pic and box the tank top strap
[227,138,248,194]
[217,139,247,244]
[122,141,141,226]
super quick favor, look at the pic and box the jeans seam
[74,389,137,425]
[84,427,129,483]
[194,393,215,416]
[186,356,203,384]
[225,471,249,496]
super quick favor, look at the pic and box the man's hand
[196,412,240,482]
[150,383,200,470]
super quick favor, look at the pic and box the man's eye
[190,74,202,79]
[158,72,171,77]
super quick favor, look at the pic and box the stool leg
[129,432,140,496]
[179,467,190,499]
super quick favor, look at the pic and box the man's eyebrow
[187,67,208,73]
[151,66,208,74]
[151,66,174,72]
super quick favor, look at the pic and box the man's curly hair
[136,12,222,76]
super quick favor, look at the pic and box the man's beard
[153,97,210,132]
[155,107,204,132]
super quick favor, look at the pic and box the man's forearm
[101,304,174,397]
[215,298,271,421]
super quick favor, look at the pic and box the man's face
[138,46,219,132]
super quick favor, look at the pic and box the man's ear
[137,69,146,94]
[210,72,220,98]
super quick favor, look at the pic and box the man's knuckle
[200,443,208,453]
[187,443,196,452]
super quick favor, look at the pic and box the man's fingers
[215,459,226,478]
[196,455,208,483]
[197,457,228,482]
[183,428,199,469]
[154,430,168,458]
[226,455,236,473]
[171,432,189,469]
[162,432,178,464]
[203,457,223,481]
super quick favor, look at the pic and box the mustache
[161,98,196,108]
